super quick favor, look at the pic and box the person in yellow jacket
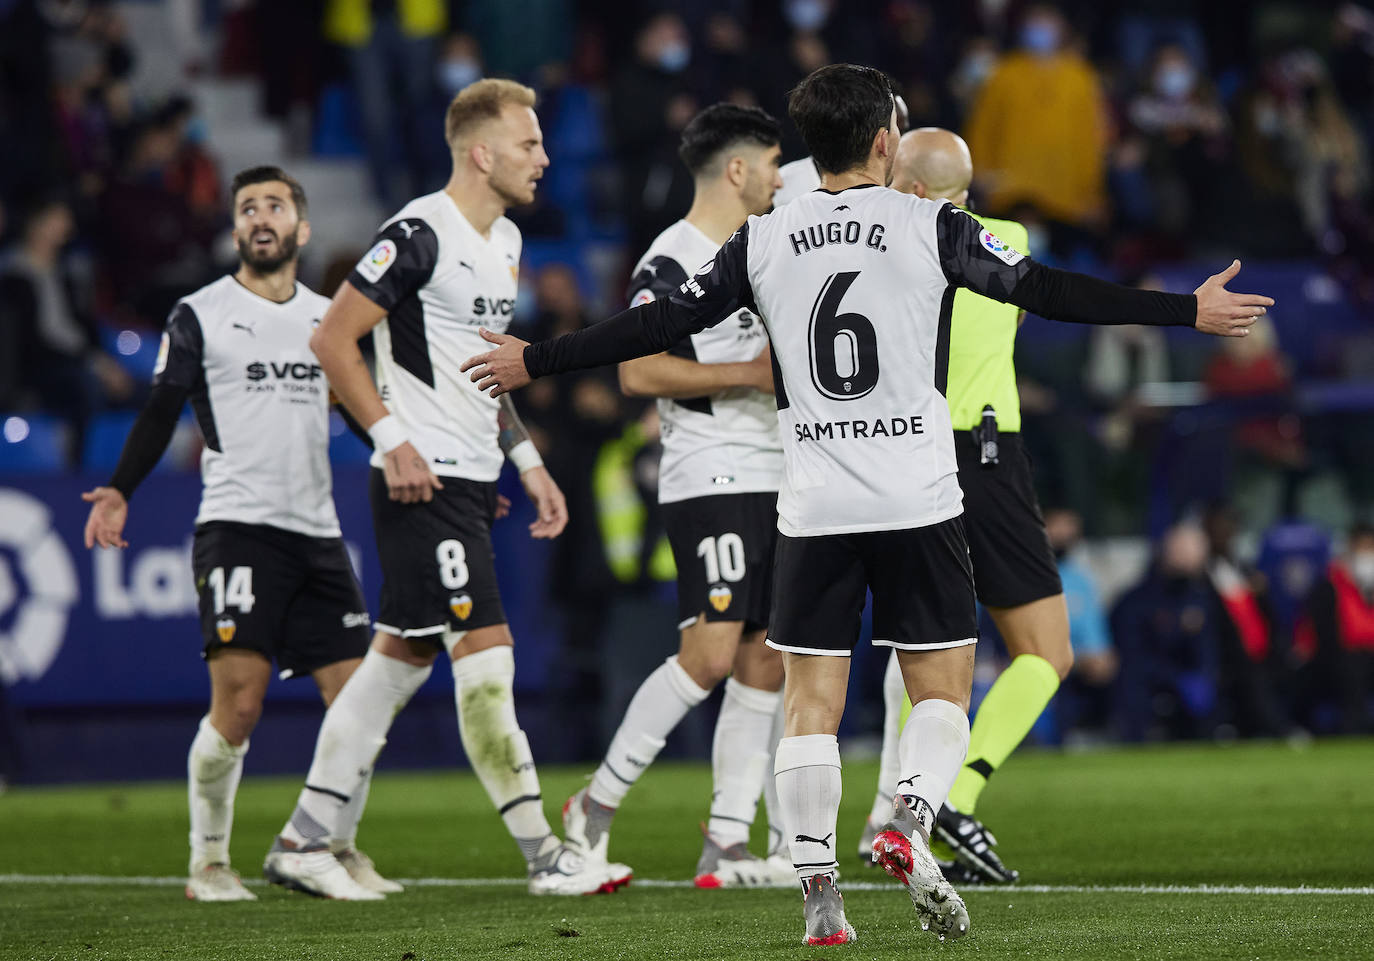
[324,0,448,207]
[963,4,1108,233]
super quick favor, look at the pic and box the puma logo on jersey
[458,260,474,272]
[232,322,255,336]
[795,832,833,849]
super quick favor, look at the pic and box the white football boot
[263,841,384,900]
[527,842,632,896]
[871,795,970,941]
[335,848,404,894]
[185,863,257,902]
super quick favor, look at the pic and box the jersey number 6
[808,270,879,401]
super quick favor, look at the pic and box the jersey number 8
[809,271,879,401]
[436,539,470,589]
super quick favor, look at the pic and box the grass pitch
[2,739,1372,960]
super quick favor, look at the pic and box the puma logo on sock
[795,832,834,849]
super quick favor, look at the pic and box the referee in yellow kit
[858,128,1072,884]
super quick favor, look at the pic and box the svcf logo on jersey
[708,584,732,613]
[980,230,1024,266]
[216,617,236,642]
[356,239,397,283]
[449,593,473,621]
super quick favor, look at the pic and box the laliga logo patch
[708,584,733,613]
[450,593,473,621]
[980,230,1024,266]
[216,617,236,642]
[629,288,656,307]
[355,239,397,283]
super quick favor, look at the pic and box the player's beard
[237,230,299,275]
[490,167,537,208]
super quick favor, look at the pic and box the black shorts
[191,521,370,679]
[766,515,978,656]
[369,468,506,641]
[662,491,778,632]
[955,431,1063,608]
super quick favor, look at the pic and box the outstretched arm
[935,205,1272,335]
[462,225,757,395]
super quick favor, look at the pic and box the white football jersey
[628,220,781,504]
[348,191,521,481]
[773,157,822,206]
[154,275,340,537]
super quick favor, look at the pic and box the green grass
[2,740,1372,960]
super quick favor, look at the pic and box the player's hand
[745,342,775,394]
[1193,260,1274,337]
[495,494,512,520]
[461,328,532,397]
[383,441,443,504]
[519,465,568,539]
[81,486,129,549]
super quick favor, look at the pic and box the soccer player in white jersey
[463,64,1272,944]
[81,167,386,902]
[561,103,791,888]
[266,78,629,896]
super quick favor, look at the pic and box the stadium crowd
[1,0,1372,756]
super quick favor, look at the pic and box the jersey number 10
[808,271,879,401]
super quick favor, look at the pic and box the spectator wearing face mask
[610,12,698,258]
[1296,523,1374,734]
[1113,42,1230,252]
[964,4,1109,251]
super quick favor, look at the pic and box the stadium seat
[0,414,68,472]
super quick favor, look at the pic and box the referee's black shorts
[955,430,1062,608]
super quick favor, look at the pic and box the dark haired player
[561,103,788,888]
[82,167,385,902]
[463,63,1272,944]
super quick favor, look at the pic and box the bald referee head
[891,127,973,206]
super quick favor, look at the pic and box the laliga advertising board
[0,471,558,708]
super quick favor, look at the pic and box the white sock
[773,734,842,884]
[761,696,786,855]
[188,716,248,873]
[870,651,905,825]
[896,697,970,838]
[329,770,371,855]
[589,655,710,809]
[708,678,781,847]
[452,645,556,864]
[280,648,431,849]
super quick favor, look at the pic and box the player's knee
[680,650,732,689]
[219,697,263,742]
[1049,645,1074,681]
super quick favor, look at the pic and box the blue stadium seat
[312,83,364,158]
[0,414,67,472]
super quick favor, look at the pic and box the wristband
[368,414,408,455]
[507,439,543,473]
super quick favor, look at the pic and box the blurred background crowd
[1,0,1372,783]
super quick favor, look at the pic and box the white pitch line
[1,875,1371,896]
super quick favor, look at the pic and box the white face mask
[1350,551,1374,590]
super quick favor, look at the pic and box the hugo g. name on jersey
[153,275,340,537]
[348,190,522,481]
[628,220,781,503]
[669,188,1032,537]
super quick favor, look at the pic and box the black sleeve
[625,255,689,306]
[152,302,205,390]
[108,383,188,500]
[525,224,756,379]
[934,204,1196,327]
[346,218,439,312]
